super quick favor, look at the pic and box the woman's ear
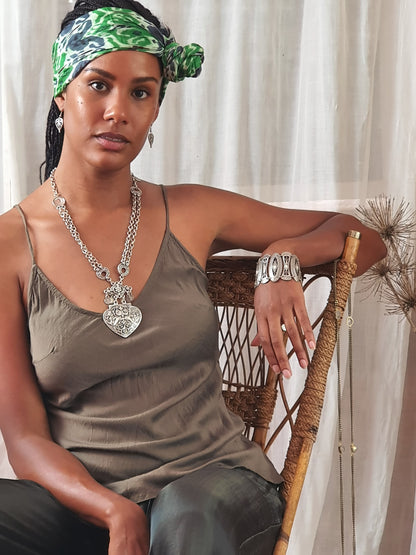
[153,105,160,124]
[54,93,66,113]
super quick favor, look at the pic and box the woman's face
[55,50,162,172]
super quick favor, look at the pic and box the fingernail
[272,365,280,374]
[300,359,308,369]
[309,340,316,350]
[282,369,292,379]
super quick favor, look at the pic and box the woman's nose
[103,93,128,123]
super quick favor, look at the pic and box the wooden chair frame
[206,232,360,554]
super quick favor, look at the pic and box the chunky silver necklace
[50,168,143,338]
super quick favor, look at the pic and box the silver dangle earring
[148,125,154,148]
[55,111,64,133]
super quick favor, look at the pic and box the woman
[0,1,386,554]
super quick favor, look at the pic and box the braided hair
[40,0,164,182]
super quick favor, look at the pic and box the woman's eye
[90,81,107,92]
[132,89,149,100]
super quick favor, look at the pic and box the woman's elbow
[355,227,387,276]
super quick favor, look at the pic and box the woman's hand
[107,500,150,555]
[252,280,315,378]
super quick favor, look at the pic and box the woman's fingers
[280,315,308,370]
[252,318,292,378]
[268,314,293,376]
[253,281,315,378]
[285,300,316,369]
[293,292,316,351]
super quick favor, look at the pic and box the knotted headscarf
[52,7,204,101]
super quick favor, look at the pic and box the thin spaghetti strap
[14,205,35,263]
[160,184,170,231]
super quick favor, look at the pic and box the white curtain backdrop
[1,1,415,554]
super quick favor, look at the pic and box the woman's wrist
[255,252,302,288]
[261,239,299,258]
[100,490,142,529]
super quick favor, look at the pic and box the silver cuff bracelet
[254,252,302,288]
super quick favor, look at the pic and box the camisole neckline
[15,185,205,318]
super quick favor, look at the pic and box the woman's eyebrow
[84,67,159,84]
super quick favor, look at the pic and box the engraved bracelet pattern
[254,252,302,288]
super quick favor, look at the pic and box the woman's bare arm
[0,218,149,554]
[167,185,386,376]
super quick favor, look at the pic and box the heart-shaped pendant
[103,303,142,338]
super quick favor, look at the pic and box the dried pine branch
[356,195,416,332]
[356,195,416,245]
[359,257,396,299]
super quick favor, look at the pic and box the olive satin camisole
[16,188,282,503]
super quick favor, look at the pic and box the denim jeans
[0,464,284,554]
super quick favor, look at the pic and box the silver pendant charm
[49,169,144,338]
[148,126,154,148]
[103,281,133,305]
[55,113,64,133]
[103,303,142,338]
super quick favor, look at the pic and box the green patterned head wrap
[52,7,204,101]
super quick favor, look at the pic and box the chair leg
[274,439,314,555]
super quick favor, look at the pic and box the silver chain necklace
[50,168,143,338]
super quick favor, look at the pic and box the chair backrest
[205,231,360,555]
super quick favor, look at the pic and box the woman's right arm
[0,220,149,555]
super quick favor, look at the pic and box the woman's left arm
[209,191,386,276]
[169,185,386,376]
[204,187,387,377]
[248,212,386,377]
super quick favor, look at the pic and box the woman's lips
[95,133,129,151]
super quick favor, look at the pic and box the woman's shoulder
[0,184,44,227]
[165,182,231,195]
[0,192,40,284]
[164,182,251,207]
[162,183,233,222]
[0,205,25,250]
[0,209,28,312]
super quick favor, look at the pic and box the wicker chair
[205,231,360,555]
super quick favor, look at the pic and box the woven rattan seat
[206,232,360,554]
